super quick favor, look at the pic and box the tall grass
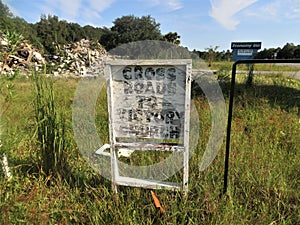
[33,72,68,178]
[0,73,18,180]
[0,70,299,224]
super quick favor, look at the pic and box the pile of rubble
[0,36,107,77]
[49,39,107,76]
[0,39,45,75]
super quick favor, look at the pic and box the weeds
[33,71,68,179]
[0,71,299,224]
[0,72,18,180]
[0,30,24,75]
[245,64,255,87]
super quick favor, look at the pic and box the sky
[2,0,300,51]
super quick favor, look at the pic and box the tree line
[0,1,180,55]
[193,43,300,62]
[0,0,299,60]
[254,43,300,59]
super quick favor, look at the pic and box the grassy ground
[207,61,300,72]
[0,66,299,224]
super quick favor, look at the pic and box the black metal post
[223,59,300,195]
[223,62,237,194]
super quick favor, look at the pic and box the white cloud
[261,0,281,17]
[138,0,160,7]
[60,0,81,19]
[43,0,81,20]
[87,0,115,14]
[40,0,115,23]
[209,0,258,30]
[139,0,183,11]
[79,0,115,23]
[166,0,183,11]
[245,0,300,21]
[285,0,300,18]
[84,0,116,25]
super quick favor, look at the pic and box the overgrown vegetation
[33,71,69,178]
[0,1,300,224]
[0,70,17,180]
[245,64,255,87]
[0,30,24,72]
[0,66,299,224]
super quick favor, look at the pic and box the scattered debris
[0,36,107,77]
[150,190,163,213]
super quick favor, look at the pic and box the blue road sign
[231,42,262,61]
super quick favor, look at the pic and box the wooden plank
[183,62,192,194]
[106,65,118,193]
[115,176,181,190]
[114,142,185,152]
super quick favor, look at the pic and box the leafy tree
[35,15,70,54]
[255,43,300,59]
[0,0,14,30]
[205,45,219,66]
[0,1,40,48]
[109,40,192,59]
[100,15,162,50]
[255,48,279,59]
[163,32,181,45]
[82,25,104,41]
[293,45,300,58]
[34,14,106,53]
[99,28,118,51]
[219,50,232,61]
[67,22,84,42]
[277,43,295,59]
[35,15,57,54]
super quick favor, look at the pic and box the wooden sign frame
[104,59,192,193]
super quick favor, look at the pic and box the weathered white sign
[110,63,188,144]
[105,59,192,192]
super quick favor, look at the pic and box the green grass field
[208,61,300,72]
[0,65,299,224]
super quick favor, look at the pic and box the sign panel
[231,42,262,61]
[108,61,190,145]
[231,42,261,49]
[237,49,253,56]
[105,59,192,193]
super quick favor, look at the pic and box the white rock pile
[0,36,107,77]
